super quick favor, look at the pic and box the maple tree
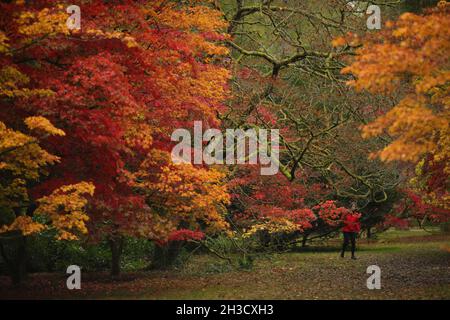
[0,27,95,283]
[0,0,231,278]
[0,117,94,241]
[229,165,360,248]
[341,1,450,223]
[0,0,448,297]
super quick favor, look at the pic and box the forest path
[1,232,449,299]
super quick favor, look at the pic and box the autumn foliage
[229,166,356,241]
[341,1,449,221]
[0,51,94,240]
[0,0,231,279]
[0,0,448,288]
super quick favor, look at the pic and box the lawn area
[1,229,449,300]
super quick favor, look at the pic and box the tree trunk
[12,236,26,285]
[367,227,372,239]
[301,234,308,247]
[109,236,123,277]
[0,235,27,286]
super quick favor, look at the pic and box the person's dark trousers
[341,232,357,258]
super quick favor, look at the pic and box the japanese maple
[341,1,449,222]
[0,0,231,276]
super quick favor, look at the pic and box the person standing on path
[340,203,361,260]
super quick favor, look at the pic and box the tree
[229,165,360,248]
[0,0,231,276]
[341,1,449,221]
[0,116,94,238]
[218,0,400,201]
[0,117,94,284]
[215,1,401,243]
[0,25,95,283]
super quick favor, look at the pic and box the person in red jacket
[340,203,361,259]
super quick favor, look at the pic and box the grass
[0,228,449,300]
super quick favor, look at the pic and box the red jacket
[342,213,361,233]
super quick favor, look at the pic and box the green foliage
[237,254,254,270]
[1,234,153,274]
[203,234,248,254]
[149,241,195,270]
[122,238,153,271]
[202,235,258,270]
[26,235,111,272]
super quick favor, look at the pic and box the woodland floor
[1,230,449,300]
